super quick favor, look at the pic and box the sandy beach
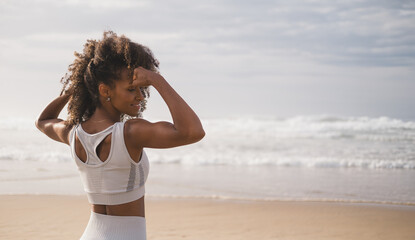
[0,195,414,240]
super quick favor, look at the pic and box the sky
[0,0,414,121]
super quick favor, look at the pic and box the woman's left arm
[35,93,73,145]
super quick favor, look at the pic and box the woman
[35,31,205,240]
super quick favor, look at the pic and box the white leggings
[80,211,146,240]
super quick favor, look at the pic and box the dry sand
[0,195,414,240]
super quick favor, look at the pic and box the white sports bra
[69,121,149,205]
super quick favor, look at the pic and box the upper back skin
[74,119,143,164]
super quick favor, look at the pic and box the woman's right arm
[35,93,73,145]
[126,67,205,148]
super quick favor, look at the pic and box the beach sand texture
[0,195,414,240]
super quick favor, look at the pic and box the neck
[89,106,121,124]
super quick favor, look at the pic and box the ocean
[0,115,414,205]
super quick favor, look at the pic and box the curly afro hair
[60,31,159,126]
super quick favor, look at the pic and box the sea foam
[1,115,414,169]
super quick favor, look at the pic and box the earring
[106,97,111,102]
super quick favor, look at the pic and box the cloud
[0,0,414,118]
[61,0,149,9]
[1,0,414,68]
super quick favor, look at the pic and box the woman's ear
[98,83,111,99]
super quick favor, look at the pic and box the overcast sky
[1,0,414,121]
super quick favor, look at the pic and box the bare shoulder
[51,120,74,145]
[124,118,157,148]
[123,118,188,149]
[124,118,204,149]
[124,118,152,134]
[124,118,173,138]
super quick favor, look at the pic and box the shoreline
[1,194,415,240]
[2,192,415,207]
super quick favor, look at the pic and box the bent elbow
[35,119,41,131]
[34,119,48,133]
[188,128,205,143]
[198,129,206,140]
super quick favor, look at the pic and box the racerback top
[69,121,150,205]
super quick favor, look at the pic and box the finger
[131,80,139,87]
[134,67,144,78]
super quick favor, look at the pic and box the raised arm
[127,67,205,148]
[35,93,73,145]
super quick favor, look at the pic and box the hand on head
[132,67,160,88]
